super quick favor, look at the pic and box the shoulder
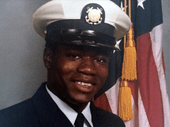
[0,98,40,127]
[91,105,125,127]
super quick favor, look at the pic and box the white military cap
[33,0,131,49]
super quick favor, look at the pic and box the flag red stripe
[128,81,138,110]
[94,93,112,113]
[136,33,164,127]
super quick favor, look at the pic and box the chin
[69,94,93,105]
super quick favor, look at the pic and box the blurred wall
[0,0,48,109]
[0,0,169,110]
[162,0,170,104]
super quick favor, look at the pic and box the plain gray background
[0,0,170,110]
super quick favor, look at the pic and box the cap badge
[85,7,103,25]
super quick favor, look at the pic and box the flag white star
[120,1,128,11]
[115,40,121,51]
[137,0,146,9]
[120,1,124,11]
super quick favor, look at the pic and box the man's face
[46,44,110,108]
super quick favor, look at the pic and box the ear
[43,48,53,69]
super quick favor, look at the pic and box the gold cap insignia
[85,7,103,25]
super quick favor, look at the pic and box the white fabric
[33,0,131,40]
[138,88,150,127]
[105,79,120,115]
[46,85,93,127]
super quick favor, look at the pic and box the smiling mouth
[77,81,93,87]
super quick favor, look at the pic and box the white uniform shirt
[46,85,93,127]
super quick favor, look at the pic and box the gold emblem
[88,9,100,22]
[85,7,103,25]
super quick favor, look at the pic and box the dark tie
[74,113,84,127]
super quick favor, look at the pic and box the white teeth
[77,82,92,87]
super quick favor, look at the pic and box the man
[0,0,131,126]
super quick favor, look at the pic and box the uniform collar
[46,85,93,127]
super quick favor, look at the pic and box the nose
[77,57,96,75]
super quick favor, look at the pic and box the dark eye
[71,54,80,59]
[94,56,109,64]
[67,53,81,60]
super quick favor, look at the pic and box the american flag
[94,0,170,126]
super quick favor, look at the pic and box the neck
[66,102,88,113]
[47,83,88,113]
